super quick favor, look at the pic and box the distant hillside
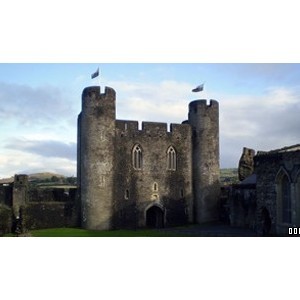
[29,173,76,187]
[29,172,66,181]
[220,168,239,185]
[0,177,14,184]
[0,172,76,187]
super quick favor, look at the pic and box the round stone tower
[188,99,220,223]
[78,86,116,230]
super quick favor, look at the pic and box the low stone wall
[21,201,79,230]
[0,182,79,233]
[28,188,76,202]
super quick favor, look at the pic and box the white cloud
[0,149,76,178]
[4,138,76,160]
[0,82,78,177]
[219,86,300,167]
[111,81,300,167]
[1,76,299,177]
[111,80,300,168]
[110,79,194,124]
[0,82,76,127]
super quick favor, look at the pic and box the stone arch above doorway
[145,205,164,228]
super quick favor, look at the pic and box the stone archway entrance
[146,205,164,228]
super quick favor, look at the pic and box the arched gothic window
[276,168,292,224]
[132,144,143,170]
[167,146,177,171]
[282,175,292,223]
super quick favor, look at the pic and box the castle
[77,86,220,230]
[1,84,297,236]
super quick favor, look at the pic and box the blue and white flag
[91,68,99,79]
[192,83,204,92]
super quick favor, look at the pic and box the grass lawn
[5,227,184,237]
[5,222,255,237]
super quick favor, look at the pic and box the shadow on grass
[5,222,258,237]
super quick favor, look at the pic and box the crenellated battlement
[82,86,116,99]
[116,120,139,131]
[82,86,115,109]
[81,86,116,119]
[189,99,219,114]
[82,86,100,99]
[115,119,191,137]
[142,121,168,133]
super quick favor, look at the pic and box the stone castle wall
[113,120,193,228]
[0,175,78,235]
[255,149,300,235]
[78,86,220,230]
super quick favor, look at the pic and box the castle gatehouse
[77,86,220,230]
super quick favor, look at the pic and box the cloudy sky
[1,1,300,179]
[2,1,300,297]
[0,63,299,178]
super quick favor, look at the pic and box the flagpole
[91,67,100,90]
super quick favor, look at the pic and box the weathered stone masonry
[255,146,300,235]
[78,86,220,230]
[0,175,78,235]
[227,145,300,236]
